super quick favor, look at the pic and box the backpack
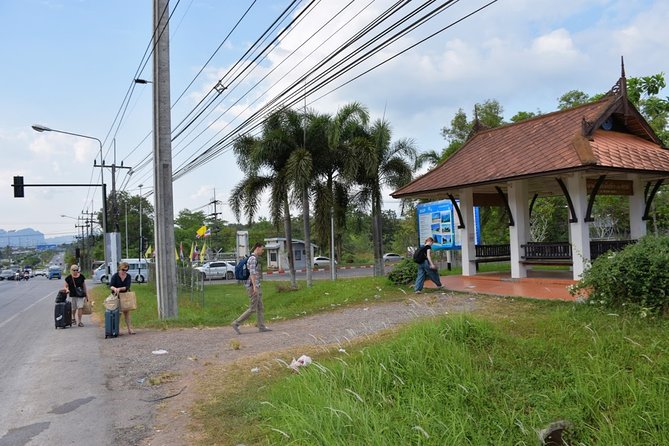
[413,245,429,264]
[234,255,254,281]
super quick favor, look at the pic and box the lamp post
[34,124,109,280]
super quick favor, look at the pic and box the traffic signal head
[13,176,24,198]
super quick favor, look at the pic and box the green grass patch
[90,276,417,329]
[196,303,669,445]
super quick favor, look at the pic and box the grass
[90,272,668,444]
[191,300,669,446]
[89,276,415,329]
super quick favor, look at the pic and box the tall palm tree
[312,102,370,271]
[228,110,302,289]
[353,119,417,276]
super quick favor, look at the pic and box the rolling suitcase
[55,301,72,328]
[105,308,120,338]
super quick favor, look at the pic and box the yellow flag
[145,245,153,258]
[175,247,179,261]
[200,242,206,261]
[196,225,207,238]
[189,242,194,261]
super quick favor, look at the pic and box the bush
[570,236,669,316]
[387,258,418,285]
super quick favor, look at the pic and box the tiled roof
[393,96,669,198]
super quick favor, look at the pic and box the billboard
[416,199,480,250]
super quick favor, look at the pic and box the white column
[459,188,477,276]
[628,174,647,240]
[566,173,590,279]
[507,180,529,279]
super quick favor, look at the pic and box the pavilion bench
[521,242,573,265]
[472,244,511,271]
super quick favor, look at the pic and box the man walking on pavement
[231,242,271,334]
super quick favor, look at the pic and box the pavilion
[392,65,669,280]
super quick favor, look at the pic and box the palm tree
[312,102,370,272]
[228,110,302,289]
[353,119,417,276]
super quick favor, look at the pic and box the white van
[94,258,151,283]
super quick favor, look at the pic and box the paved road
[0,277,127,446]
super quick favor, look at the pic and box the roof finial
[621,55,626,79]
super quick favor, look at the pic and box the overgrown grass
[194,302,669,445]
[89,276,417,329]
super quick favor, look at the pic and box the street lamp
[33,124,109,280]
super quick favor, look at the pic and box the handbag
[104,294,120,311]
[120,291,137,311]
[74,286,85,297]
[82,299,93,315]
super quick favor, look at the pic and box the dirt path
[100,292,481,446]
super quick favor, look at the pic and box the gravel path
[100,291,480,446]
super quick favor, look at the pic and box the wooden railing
[590,239,637,260]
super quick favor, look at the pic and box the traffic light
[13,176,24,198]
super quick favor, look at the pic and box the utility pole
[153,0,178,319]
[207,189,222,257]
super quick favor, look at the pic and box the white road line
[0,291,54,330]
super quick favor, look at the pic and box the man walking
[414,236,443,293]
[231,242,271,334]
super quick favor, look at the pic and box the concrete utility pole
[153,0,178,319]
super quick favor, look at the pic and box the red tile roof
[393,96,669,199]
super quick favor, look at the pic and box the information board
[416,199,480,250]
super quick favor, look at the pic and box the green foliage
[246,308,669,445]
[557,89,591,110]
[510,110,540,122]
[570,236,669,316]
[386,258,418,285]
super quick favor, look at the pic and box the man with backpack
[231,242,271,334]
[413,236,443,294]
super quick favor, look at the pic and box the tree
[557,90,591,110]
[353,119,417,276]
[229,109,301,289]
[313,102,370,274]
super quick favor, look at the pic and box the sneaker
[414,290,422,294]
[231,322,241,335]
[259,327,272,333]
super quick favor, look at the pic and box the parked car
[383,253,404,262]
[33,269,47,277]
[94,258,151,283]
[312,256,337,268]
[0,269,16,281]
[195,261,236,280]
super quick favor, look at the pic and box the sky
[1,0,668,239]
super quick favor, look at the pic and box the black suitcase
[105,308,120,338]
[55,301,72,328]
[55,290,68,303]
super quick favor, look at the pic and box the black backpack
[234,255,253,280]
[413,245,428,264]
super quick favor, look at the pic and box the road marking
[0,291,54,330]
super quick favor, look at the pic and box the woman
[64,264,88,326]
[109,261,135,335]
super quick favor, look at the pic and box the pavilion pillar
[459,187,477,276]
[507,180,529,279]
[628,174,647,240]
[566,173,590,279]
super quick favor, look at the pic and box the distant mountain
[0,228,74,248]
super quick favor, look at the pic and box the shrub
[570,236,669,316]
[387,258,418,285]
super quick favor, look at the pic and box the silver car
[195,261,235,280]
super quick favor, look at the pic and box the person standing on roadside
[64,264,88,327]
[231,242,271,334]
[414,236,443,294]
[109,261,135,335]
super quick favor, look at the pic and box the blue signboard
[416,199,480,250]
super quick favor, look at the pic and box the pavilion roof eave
[392,165,669,200]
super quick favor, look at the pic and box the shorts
[70,296,86,309]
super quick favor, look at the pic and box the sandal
[78,322,84,327]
